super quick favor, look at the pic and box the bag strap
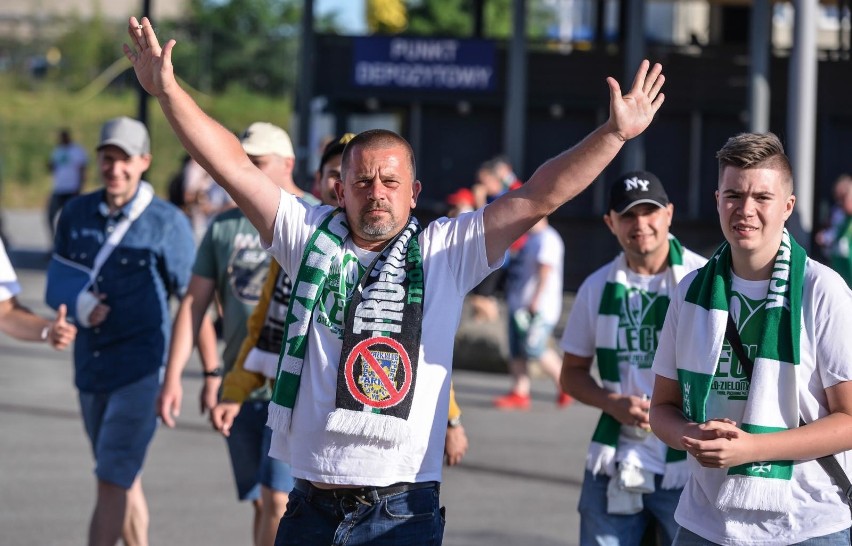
[724,313,852,514]
[725,314,754,381]
[89,182,154,285]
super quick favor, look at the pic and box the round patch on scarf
[344,337,413,409]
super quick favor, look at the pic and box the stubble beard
[360,213,397,240]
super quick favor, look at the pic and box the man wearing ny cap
[559,171,706,545]
[46,116,195,546]
[158,121,317,546]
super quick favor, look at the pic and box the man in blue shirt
[47,116,195,546]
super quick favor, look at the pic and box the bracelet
[40,325,51,342]
[448,417,462,428]
[203,367,222,378]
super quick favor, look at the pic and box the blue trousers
[274,480,444,546]
[578,469,682,546]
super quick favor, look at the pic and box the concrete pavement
[0,208,598,545]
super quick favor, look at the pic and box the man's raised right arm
[123,16,280,242]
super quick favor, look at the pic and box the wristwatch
[447,416,462,428]
[203,367,223,378]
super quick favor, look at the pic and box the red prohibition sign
[344,336,412,409]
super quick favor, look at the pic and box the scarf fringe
[716,475,792,513]
[266,402,292,431]
[586,442,617,477]
[661,459,689,490]
[326,408,411,445]
[244,347,280,379]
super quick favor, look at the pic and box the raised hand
[605,60,666,142]
[123,16,177,98]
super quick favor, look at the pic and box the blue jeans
[274,480,445,545]
[579,469,682,546]
[674,526,851,545]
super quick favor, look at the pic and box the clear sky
[316,0,366,34]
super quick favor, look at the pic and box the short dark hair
[318,133,355,173]
[341,129,416,179]
[716,132,793,194]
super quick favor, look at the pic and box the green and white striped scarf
[590,237,689,489]
[678,229,804,513]
[266,209,425,446]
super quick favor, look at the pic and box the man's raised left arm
[483,60,665,264]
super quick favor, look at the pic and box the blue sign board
[353,37,496,92]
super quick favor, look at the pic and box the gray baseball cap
[97,116,150,156]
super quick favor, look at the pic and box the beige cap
[239,122,295,158]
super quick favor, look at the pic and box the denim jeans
[274,481,445,546]
[578,469,682,546]
[674,526,851,546]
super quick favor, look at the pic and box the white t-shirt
[50,143,87,194]
[265,191,499,486]
[653,260,852,545]
[560,249,706,474]
[0,239,21,303]
[506,225,564,324]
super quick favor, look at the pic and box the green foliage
[407,0,471,36]
[0,74,291,208]
[166,0,303,96]
[53,13,124,90]
[405,0,557,39]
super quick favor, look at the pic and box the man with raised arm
[124,15,665,545]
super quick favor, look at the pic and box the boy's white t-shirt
[653,260,852,545]
[506,225,564,324]
[560,248,706,474]
[265,190,498,486]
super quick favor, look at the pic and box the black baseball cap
[318,133,355,172]
[608,170,669,214]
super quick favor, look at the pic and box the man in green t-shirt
[157,122,314,546]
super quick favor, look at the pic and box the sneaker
[556,392,573,408]
[493,392,531,410]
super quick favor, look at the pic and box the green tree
[53,13,124,90]
[168,0,302,96]
[404,0,557,39]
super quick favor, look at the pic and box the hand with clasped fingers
[679,418,761,468]
[604,59,666,143]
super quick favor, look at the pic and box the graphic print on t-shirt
[227,233,270,304]
[315,251,366,338]
[617,288,669,369]
[712,292,765,400]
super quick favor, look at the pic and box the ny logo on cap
[624,176,650,192]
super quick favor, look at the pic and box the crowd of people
[4,13,852,546]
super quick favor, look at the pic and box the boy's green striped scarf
[590,237,689,489]
[266,209,425,446]
[678,229,804,513]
